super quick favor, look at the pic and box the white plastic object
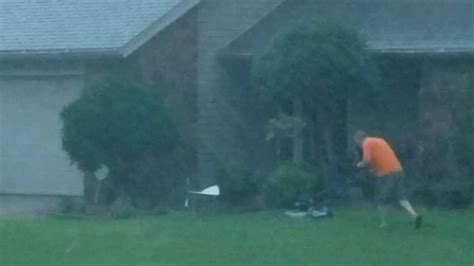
[189,185,220,196]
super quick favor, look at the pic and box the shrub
[265,162,319,208]
[60,77,177,205]
[59,197,84,214]
[110,196,135,219]
[216,159,259,206]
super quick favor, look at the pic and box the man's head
[354,130,368,147]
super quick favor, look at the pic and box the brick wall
[418,60,472,186]
[196,0,285,186]
[126,9,198,179]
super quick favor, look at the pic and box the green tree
[60,77,177,206]
[252,21,377,192]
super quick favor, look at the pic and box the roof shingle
[0,0,183,52]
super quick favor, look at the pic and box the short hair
[354,130,368,144]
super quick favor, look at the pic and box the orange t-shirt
[362,137,402,176]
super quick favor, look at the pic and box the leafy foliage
[217,159,259,205]
[59,197,85,214]
[60,77,177,204]
[265,162,319,207]
[252,20,377,112]
[251,21,378,196]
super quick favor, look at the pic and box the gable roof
[224,0,474,57]
[0,0,199,57]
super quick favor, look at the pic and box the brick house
[0,0,199,214]
[1,0,472,214]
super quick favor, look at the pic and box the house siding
[197,0,285,186]
[418,60,473,186]
[125,9,198,182]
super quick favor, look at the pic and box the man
[354,130,422,229]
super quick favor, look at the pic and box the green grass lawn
[1,206,473,266]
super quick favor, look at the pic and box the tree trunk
[308,115,317,162]
[276,139,282,163]
[293,97,304,162]
[322,124,333,193]
[82,171,97,205]
[316,106,341,198]
[324,124,339,195]
[314,109,329,192]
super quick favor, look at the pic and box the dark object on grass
[294,200,311,212]
[285,200,334,219]
[415,215,423,229]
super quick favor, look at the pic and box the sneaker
[327,210,334,218]
[415,215,422,229]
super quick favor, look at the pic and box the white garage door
[0,75,83,196]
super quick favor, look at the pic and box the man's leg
[377,204,387,228]
[399,200,417,217]
[398,200,422,228]
[375,178,391,228]
[396,173,422,229]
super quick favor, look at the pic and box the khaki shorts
[375,171,407,204]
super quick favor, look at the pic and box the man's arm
[357,140,371,168]
[357,160,369,168]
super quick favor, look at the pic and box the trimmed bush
[59,197,85,214]
[60,77,177,206]
[217,159,259,206]
[265,162,319,208]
